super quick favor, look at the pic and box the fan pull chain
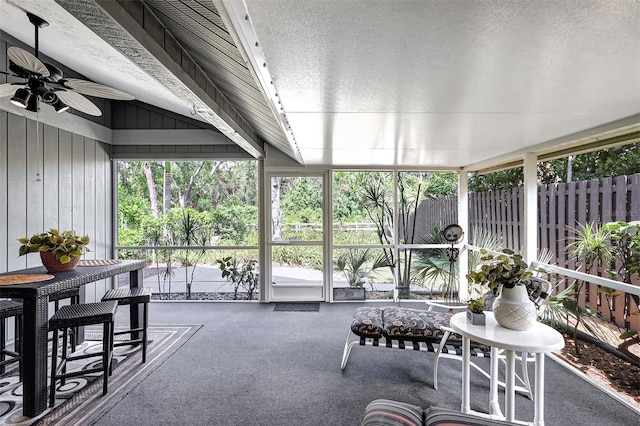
[35,111,42,182]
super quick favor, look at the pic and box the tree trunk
[271,177,283,239]
[176,162,208,208]
[144,162,159,218]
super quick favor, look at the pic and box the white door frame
[264,169,330,302]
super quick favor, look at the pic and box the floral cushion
[382,308,460,342]
[351,307,385,338]
[350,307,463,343]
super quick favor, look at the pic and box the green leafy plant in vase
[466,248,533,294]
[18,229,90,272]
[466,248,537,330]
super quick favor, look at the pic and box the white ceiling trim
[217,0,304,164]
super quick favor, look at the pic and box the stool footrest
[114,327,144,335]
[66,351,108,363]
[55,364,105,380]
[1,349,19,358]
[0,356,20,367]
[113,339,142,346]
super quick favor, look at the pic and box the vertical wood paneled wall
[111,102,209,130]
[0,110,113,302]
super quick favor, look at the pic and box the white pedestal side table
[450,312,564,426]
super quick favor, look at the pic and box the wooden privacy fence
[472,174,640,331]
[410,195,458,241]
[419,173,640,331]
[467,173,640,267]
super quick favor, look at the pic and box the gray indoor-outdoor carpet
[90,302,640,426]
[273,303,320,312]
[0,324,200,426]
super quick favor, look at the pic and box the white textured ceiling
[240,0,640,168]
[1,0,639,169]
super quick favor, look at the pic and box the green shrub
[211,204,257,244]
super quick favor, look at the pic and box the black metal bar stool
[0,300,23,380]
[48,301,118,407]
[101,287,152,363]
[49,288,81,350]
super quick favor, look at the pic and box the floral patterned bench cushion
[351,307,385,338]
[383,308,460,342]
[350,307,461,343]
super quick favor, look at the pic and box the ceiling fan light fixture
[35,86,68,113]
[3,12,133,116]
[25,94,39,112]
[44,63,63,82]
[36,86,55,102]
[10,88,30,108]
[53,99,69,113]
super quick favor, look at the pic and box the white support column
[258,159,267,302]
[523,152,538,264]
[393,171,401,301]
[325,169,333,303]
[458,171,469,300]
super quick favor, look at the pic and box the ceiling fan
[0,11,134,117]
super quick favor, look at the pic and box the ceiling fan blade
[62,78,135,100]
[7,47,50,77]
[0,83,23,98]
[56,90,102,116]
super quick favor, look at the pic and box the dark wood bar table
[0,259,146,417]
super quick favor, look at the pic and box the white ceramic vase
[492,285,537,331]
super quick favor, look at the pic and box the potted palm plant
[18,229,90,272]
[333,249,389,300]
[466,248,538,330]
